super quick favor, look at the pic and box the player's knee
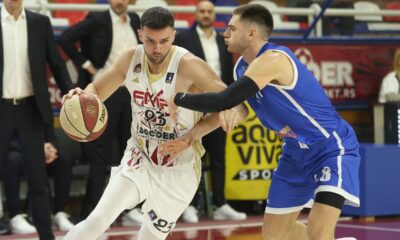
[261,225,285,240]
[307,223,334,240]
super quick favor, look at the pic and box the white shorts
[111,159,201,239]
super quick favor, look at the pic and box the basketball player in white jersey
[62,7,248,240]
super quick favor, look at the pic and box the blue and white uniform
[234,43,360,214]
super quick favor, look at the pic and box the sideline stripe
[337,223,400,232]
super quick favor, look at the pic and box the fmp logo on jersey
[133,89,167,110]
[165,72,174,83]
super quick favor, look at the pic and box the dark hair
[140,7,174,29]
[233,4,274,35]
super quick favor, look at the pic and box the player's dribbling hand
[61,87,84,104]
[159,135,193,159]
[219,109,241,133]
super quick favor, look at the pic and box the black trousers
[202,128,227,207]
[81,87,132,217]
[47,152,73,214]
[3,149,24,218]
[3,148,73,217]
[0,99,54,240]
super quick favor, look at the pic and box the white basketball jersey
[123,45,204,168]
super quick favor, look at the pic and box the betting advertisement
[225,106,283,200]
[288,44,397,103]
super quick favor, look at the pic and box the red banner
[287,44,398,103]
[49,44,399,110]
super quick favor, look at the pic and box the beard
[111,5,126,16]
[145,51,169,65]
[198,20,212,29]
[226,41,245,54]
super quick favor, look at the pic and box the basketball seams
[62,102,89,138]
[79,94,99,133]
[60,93,108,142]
[86,101,108,141]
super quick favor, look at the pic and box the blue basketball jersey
[234,43,341,145]
[235,43,360,211]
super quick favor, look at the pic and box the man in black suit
[174,0,246,223]
[0,0,72,239]
[57,0,142,222]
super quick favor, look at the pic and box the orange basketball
[60,93,108,142]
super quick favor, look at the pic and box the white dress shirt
[196,26,221,79]
[1,7,33,99]
[378,71,400,103]
[93,9,138,80]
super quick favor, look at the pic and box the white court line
[14,217,342,239]
[100,221,263,237]
[337,223,400,232]
[56,217,352,238]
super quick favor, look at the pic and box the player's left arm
[62,48,135,104]
[174,51,293,112]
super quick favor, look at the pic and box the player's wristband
[174,75,259,112]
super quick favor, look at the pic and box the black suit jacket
[57,10,140,88]
[0,10,72,124]
[174,28,234,86]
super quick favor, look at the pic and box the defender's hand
[219,108,242,133]
[159,135,193,159]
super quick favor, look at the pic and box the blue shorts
[265,122,360,214]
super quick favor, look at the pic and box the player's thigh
[307,202,341,240]
[262,211,301,239]
[266,155,315,212]
[142,166,199,239]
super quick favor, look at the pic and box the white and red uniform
[116,45,204,238]
[64,45,205,240]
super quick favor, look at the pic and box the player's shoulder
[179,51,204,67]
[120,47,137,62]
[113,47,137,72]
[257,48,292,66]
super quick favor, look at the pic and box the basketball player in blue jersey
[168,4,360,240]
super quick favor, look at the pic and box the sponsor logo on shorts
[147,210,158,221]
[147,210,175,234]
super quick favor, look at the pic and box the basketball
[60,93,108,142]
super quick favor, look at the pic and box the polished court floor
[1,215,400,240]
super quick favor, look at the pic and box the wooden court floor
[1,215,400,240]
